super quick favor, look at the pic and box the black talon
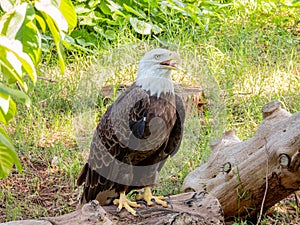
[163,194,171,199]
[116,207,121,213]
[136,211,143,218]
[136,200,147,206]
[151,198,157,204]
[167,201,173,209]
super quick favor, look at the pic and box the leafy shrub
[69,0,232,48]
[0,0,76,178]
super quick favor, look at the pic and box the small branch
[36,76,57,83]
[24,74,57,83]
[295,192,299,208]
[16,82,23,91]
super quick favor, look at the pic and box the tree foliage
[70,0,232,48]
[0,0,76,178]
[70,0,300,50]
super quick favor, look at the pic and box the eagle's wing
[77,84,150,204]
[168,94,185,156]
[157,94,185,171]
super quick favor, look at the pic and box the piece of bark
[0,220,52,225]
[182,100,300,220]
[0,192,224,225]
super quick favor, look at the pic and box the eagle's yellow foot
[113,191,141,216]
[136,186,169,207]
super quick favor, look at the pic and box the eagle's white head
[136,48,181,97]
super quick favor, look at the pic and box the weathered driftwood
[0,192,224,225]
[182,100,300,220]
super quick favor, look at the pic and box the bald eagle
[77,48,185,216]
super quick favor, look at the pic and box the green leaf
[129,17,152,35]
[0,4,41,65]
[78,12,97,26]
[0,48,25,87]
[0,82,30,107]
[0,93,16,124]
[59,0,77,32]
[105,30,116,40]
[0,36,37,83]
[151,24,162,34]
[35,0,68,32]
[106,0,122,12]
[88,0,101,9]
[62,34,75,48]
[34,14,46,32]
[75,4,92,14]
[16,4,42,65]
[148,0,158,8]
[0,0,19,12]
[100,0,112,15]
[35,0,69,73]
[50,0,59,8]
[123,4,146,19]
[0,128,22,178]
[0,2,27,40]
[39,11,65,73]
[0,92,10,114]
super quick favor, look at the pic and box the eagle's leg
[113,191,141,216]
[136,186,168,207]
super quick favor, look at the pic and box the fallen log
[182,100,300,220]
[0,192,224,225]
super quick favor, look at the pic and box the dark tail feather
[77,163,101,204]
[77,163,88,186]
[77,163,119,205]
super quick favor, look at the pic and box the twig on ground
[295,192,299,208]
[36,76,57,83]
[24,74,57,83]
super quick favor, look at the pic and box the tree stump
[182,100,300,220]
[0,192,224,225]
[100,84,206,116]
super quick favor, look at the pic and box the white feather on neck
[136,65,174,98]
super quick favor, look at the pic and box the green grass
[1,0,300,223]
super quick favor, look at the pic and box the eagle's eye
[154,54,161,60]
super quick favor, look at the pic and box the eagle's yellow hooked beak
[159,51,181,70]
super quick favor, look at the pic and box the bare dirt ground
[0,156,79,222]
